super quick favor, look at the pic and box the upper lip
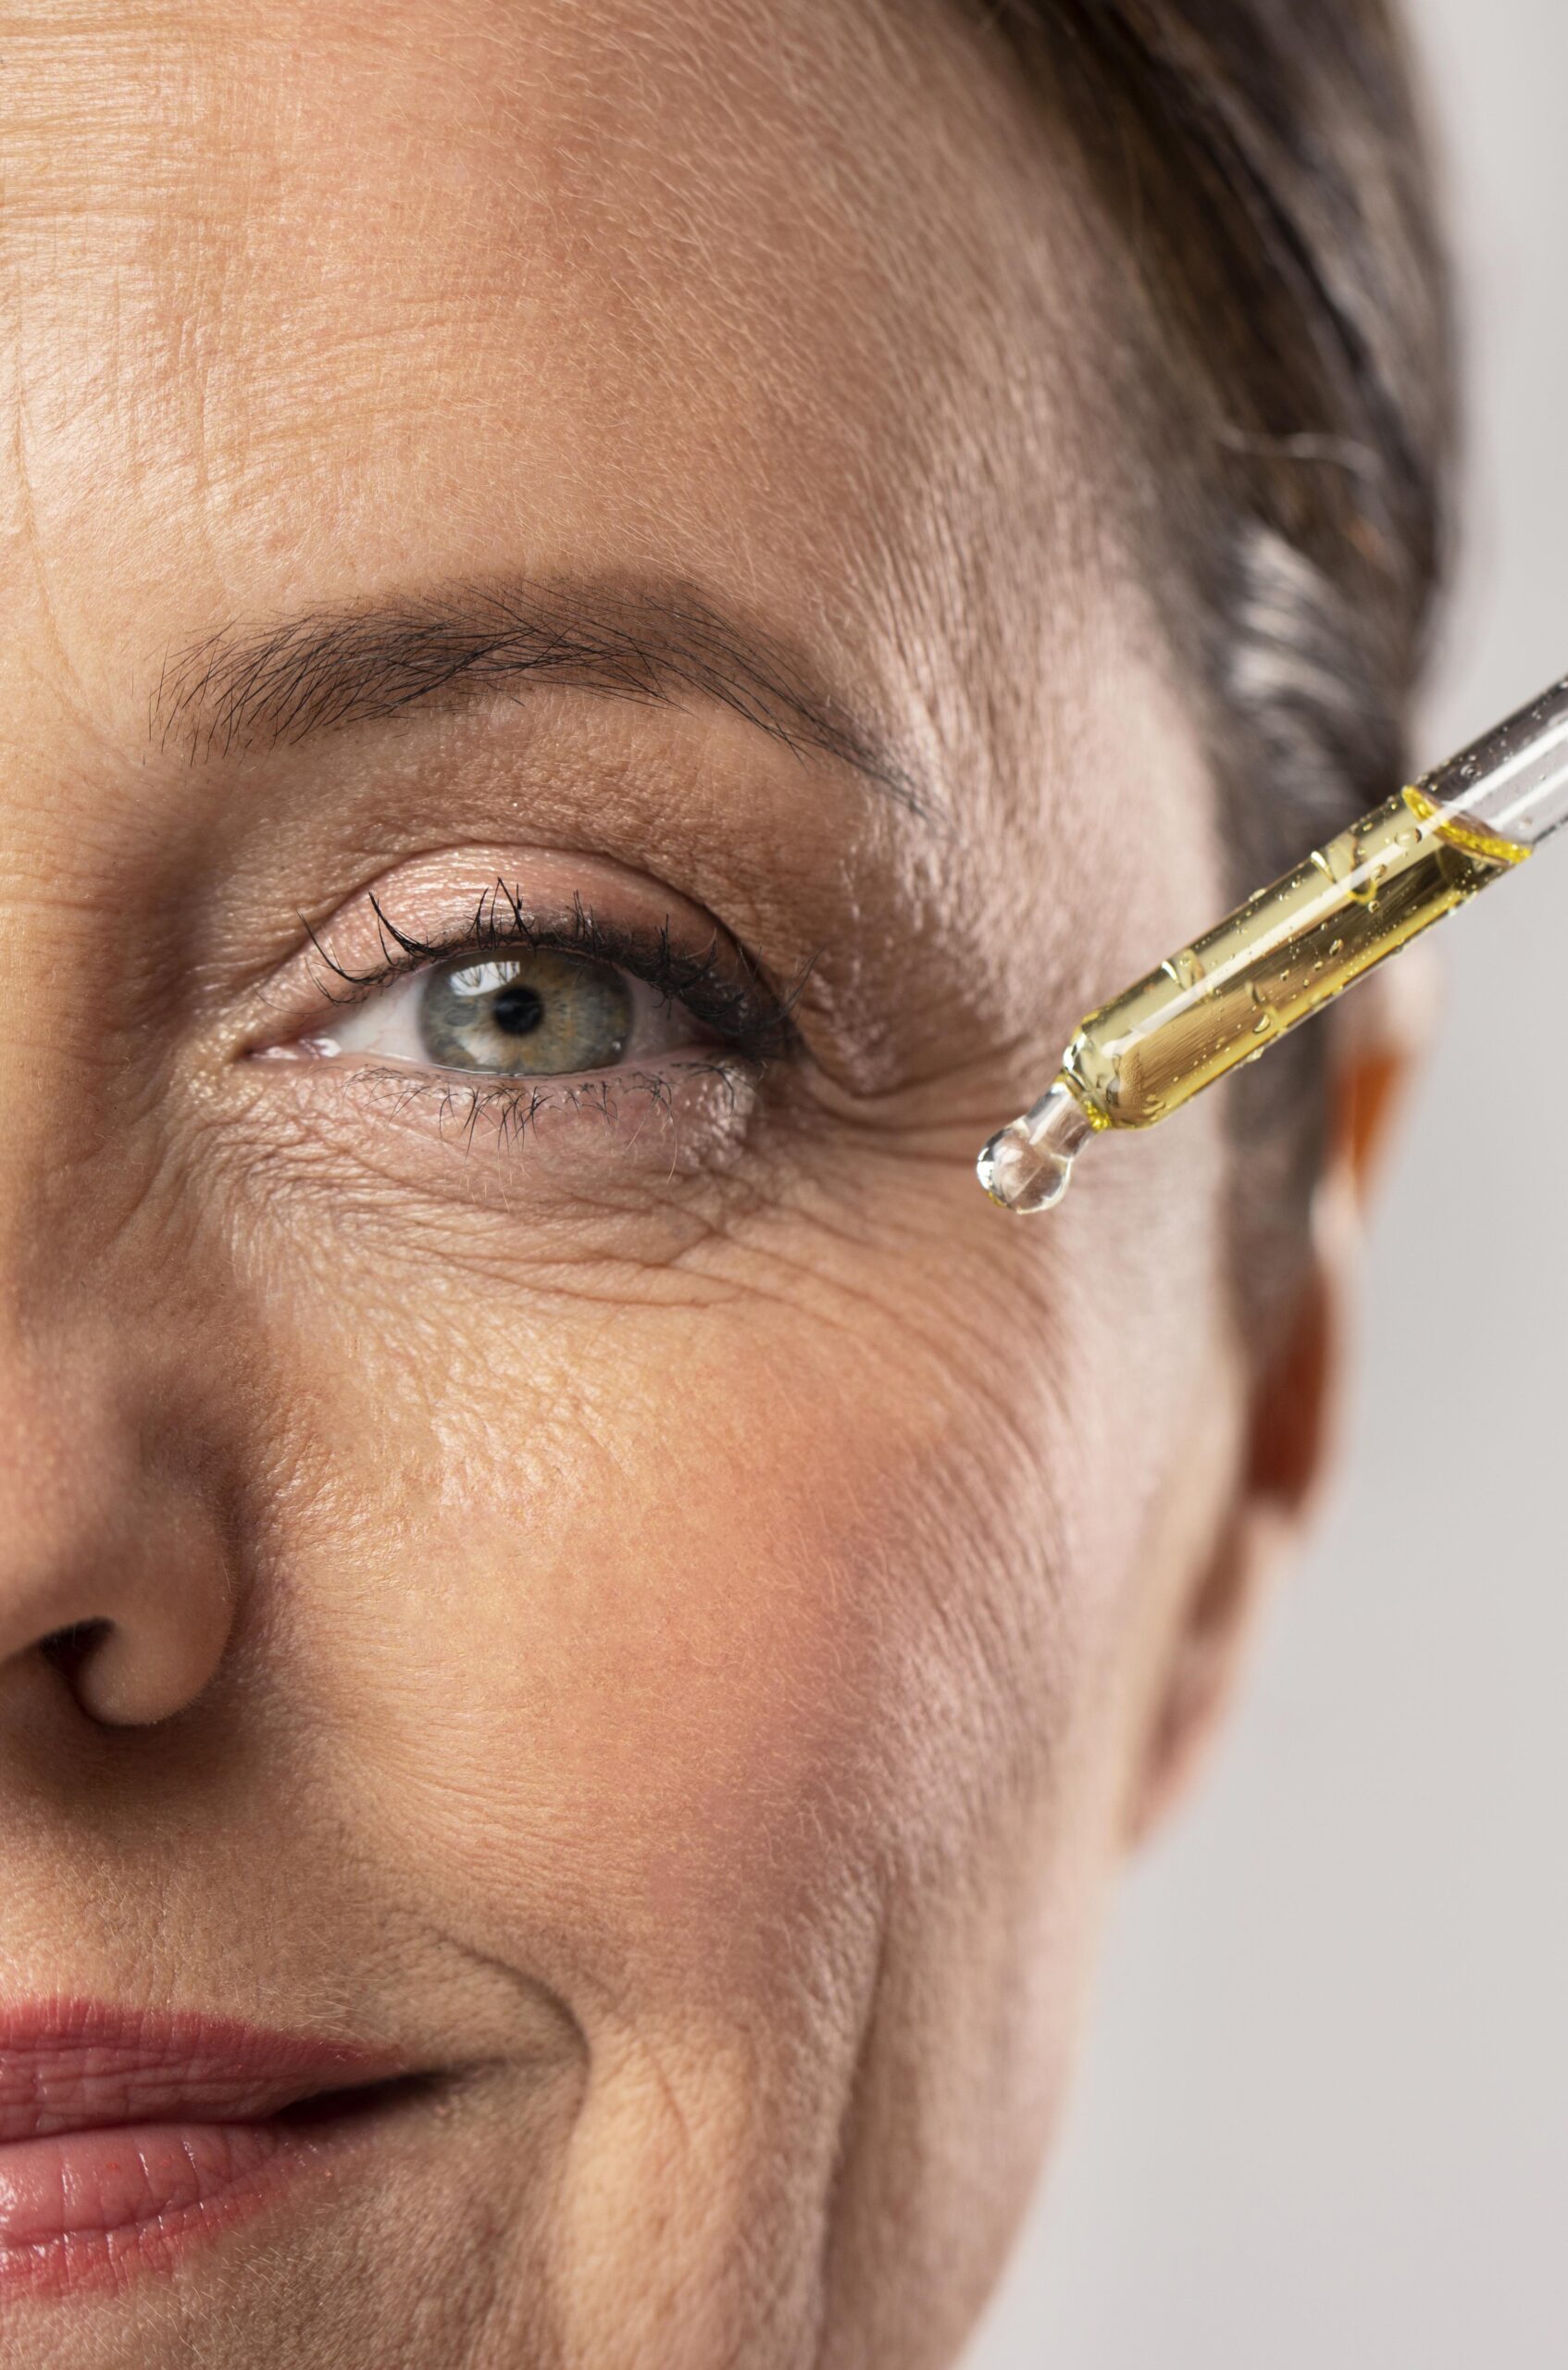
[0,1999,415,2144]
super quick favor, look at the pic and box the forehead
[0,0,1114,795]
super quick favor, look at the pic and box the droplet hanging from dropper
[976,1078,1095,1214]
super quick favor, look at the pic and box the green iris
[417,949,635,1077]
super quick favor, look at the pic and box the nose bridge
[0,837,243,1730]
[0,824,183,1296]
[0,1326,140,1576]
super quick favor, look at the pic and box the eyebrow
[150,572,938,820]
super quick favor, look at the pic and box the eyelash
[300,879,814,1068]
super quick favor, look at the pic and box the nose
[0,1358,236,1728]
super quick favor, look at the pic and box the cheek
[256,1179,1218,2025]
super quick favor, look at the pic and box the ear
[1123,949,1438,1847]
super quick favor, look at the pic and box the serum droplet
[976,1079,1096,1216]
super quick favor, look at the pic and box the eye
[419,949,631,1076]
[305,942,724,1080]
[418,950,631,1074]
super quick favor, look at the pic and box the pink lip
[0,2000,421,2301]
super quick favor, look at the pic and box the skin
[0,1,1422,2364]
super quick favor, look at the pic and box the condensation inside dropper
[976,1079,1096,1213]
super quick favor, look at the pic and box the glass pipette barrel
[977,673,1568,1215]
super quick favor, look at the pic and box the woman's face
[0,2,1347,2364]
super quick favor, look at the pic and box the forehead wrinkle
[2,0,1116,875]
[149,572,946,823]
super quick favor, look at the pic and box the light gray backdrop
[967,3,1568,2363]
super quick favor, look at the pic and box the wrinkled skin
[0,2,1411,2364]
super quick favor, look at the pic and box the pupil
[491,981,545,1038]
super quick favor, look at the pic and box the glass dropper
[978,673,1568,1214]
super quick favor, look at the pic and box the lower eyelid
[243,1042,769,1204]
[373,1055,751,1122]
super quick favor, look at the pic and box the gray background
[967,2,1568,2363]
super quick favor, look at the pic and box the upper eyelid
[292,883,814,1058]
[306,888,715,1001]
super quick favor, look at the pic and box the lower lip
[0,2104,388,2301]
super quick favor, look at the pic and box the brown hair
[964,0,1456,1334]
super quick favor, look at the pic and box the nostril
[37,1618,112,1681]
